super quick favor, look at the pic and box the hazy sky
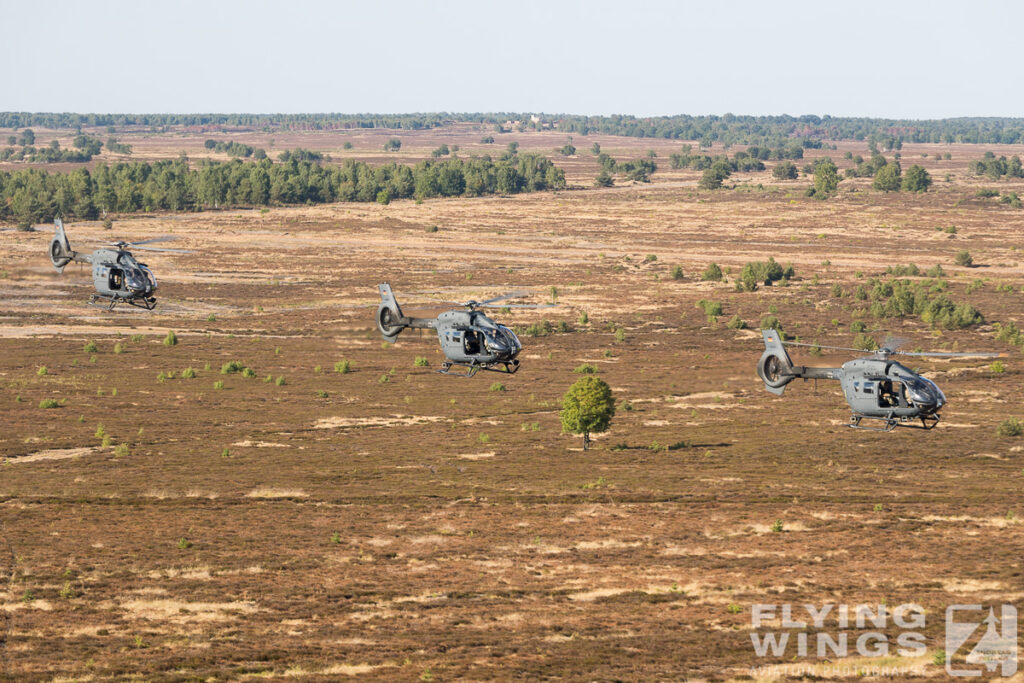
[2,0,1020,118]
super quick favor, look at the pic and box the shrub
[772,161,798,180]
[522,320,554,337]
[39,398,60,409]
[770,519,784,533]
[578,311,589,325]
[181,367,196,379]
[213,380,224,390]
[594,170,614,187]
[426,225,439,233]
[114,443,129,457]
[997,418,1023,437]
[163,331,178,346]
[207,313,216,322]
[83,340,98,353]
[242,367,256,378]
[316,390,328,398]
[36,366,47,376]
[489,382,506,392]
[853,333,878,351]
[670,265,684,280]
[414,356,430,367]
[334,360,352,373]
[130,334,143,342]
[574,363,597,374]
[702,263,723,281]
[726,315,746,330]
[902,165,931,192]
[990,360,1005,373]
[760,315,783,333]
[221,361,245,374]
[113,342,124,354]
[696,300,723,316]
[177,538,193,549]
[850,320,866,332]
[275,376,286,386]
[614,328,626,342]
[954,250,973,267]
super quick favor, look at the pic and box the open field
[1,129,1024,680]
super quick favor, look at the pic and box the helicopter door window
[877,380,899,408]
[862,382,874,394]
[464,330,480,354]
[108,268,124,290]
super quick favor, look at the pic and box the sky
[2,0,1020,119]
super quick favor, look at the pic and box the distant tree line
[0,153,565,226]
[6,112,1024,144]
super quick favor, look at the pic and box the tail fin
[757,328,795,395]
[48,218,74,272]
[377,283,406,343]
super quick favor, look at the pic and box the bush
[39,398,60,409]
[181,367,196,379]
[954,250,974,267]
[275,376,286,386]
[83,340,98,353]
[853,333,878,351]
[760,315,783,333]
[997,418,1023,437]
[334,360,352,373]
[489,382,506,392]
[702,263,723,282]
[213,380,224,390]
[163,330,178,346]
[414,356,430,367]
[813,158,840,198]
[696,300,723,316]
[242,367,256,378]
[670,265,684,280]
[727,315,746,330]
[990,360,1005,373]
[594,170,614,187]
[772,161,798,180]
[872,162,902,192]
[36,366,47,376]
[221,361,245,374]
[574,363,597,374]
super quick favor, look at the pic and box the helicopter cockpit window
[464,330,481,354]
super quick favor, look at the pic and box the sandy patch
[245,488,309,498]
[313,414,445,429]
[6,447,96,464]
[119,598,258,623]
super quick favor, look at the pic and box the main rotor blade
[476,291,531,306]
[130,236,178,246]
[131,245,193,253]
[783,341,865,353]
[895,351,1006,358]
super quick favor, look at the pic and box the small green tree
[560,376,615,451]
[902,164,932,192]
[594,170,614,187]
[954,250,973,267]
[813,158,840,198]
[383,138,401,152]
[872,162,902,192]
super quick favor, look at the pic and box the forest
[0,153,565,226]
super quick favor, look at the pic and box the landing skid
[437,359,520,378]
[848,412,940,432]
[88,294,157,311]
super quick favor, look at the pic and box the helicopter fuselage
[757,329,947,431]
[90,249,158,302]
[435,309,522,367]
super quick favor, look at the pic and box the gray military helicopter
[756,329,1002,431]
[48,218,187,310]
[376,283,550,376]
